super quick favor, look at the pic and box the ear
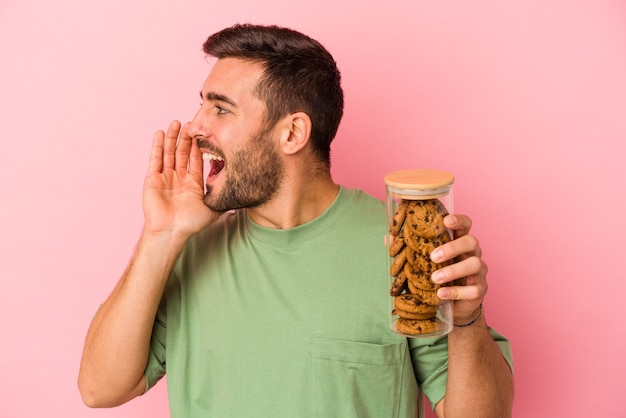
[278,112,312,155]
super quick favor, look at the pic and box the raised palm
[142,121,220,238]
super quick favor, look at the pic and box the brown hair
[203,24,344,167]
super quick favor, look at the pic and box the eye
[216,105,229,114]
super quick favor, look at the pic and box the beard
[203,125,284,212]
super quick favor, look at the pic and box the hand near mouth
[142,120,221,241]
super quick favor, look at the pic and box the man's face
[189,58,284,212]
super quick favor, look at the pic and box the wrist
[138,228,190,260]
[141,225,192,245]
[453,304,483,328]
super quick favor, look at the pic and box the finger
[185,123,203,177]
[444,214,472,238]
[148,130,165,174]
[437,271,487,301]
[174,122,193,172]
[431,234,481,264]
[431,255,485,285]
[437,283,483,301]
[163,120,182,170]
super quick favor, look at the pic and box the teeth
[202,152,224,161]
[202,152,224,178]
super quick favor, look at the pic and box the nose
[187,105,212,140]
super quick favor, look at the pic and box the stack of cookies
[388,198,452,335]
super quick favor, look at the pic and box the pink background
[1,0,625,417]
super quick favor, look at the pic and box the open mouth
[202,152,225,178]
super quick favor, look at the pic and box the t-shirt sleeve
[409,326,514,409]
[143,295,167,393]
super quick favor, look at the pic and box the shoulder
[340,186,386,218]
[184,210,245,252]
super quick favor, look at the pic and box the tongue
[209,159,225,177]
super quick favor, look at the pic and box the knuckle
[468,256,482,273]
[470,287,482,300]
[465,234,479,250]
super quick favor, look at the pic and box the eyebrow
[199,91,237,107]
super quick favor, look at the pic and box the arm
[78,121,219,407]
[430,215,514,418]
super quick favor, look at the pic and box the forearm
[436,311,514,418]
[78,231,187,407]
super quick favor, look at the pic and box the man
[78,24,513,417]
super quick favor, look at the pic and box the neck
[248,173,339,229]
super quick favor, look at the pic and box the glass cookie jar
[384,169,455,338]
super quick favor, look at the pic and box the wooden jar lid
[384,169,454,199]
